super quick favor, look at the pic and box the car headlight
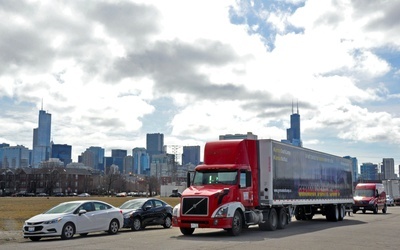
[123,213,132,219]
[215,206,228,218]
[43,217,62,224]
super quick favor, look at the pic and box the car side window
[154,200,163,208]
[144,201,153,209]
[94,202,109,211]
[79,202,94,212]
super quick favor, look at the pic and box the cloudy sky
[1,0,399,172]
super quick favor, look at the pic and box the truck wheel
[373,205,378,214]
[382,204,387,214]
[259,208,277,231]
[227,210,243,236]
[277,208,287,229]
[180,227,195,235]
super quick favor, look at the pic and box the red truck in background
[172,139,354,236]
[353,183,387,214]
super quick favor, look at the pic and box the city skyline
[0,1,399,172]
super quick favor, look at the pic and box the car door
[153,200,166,224]
[91,202,111,231]
[74,202,96,233]
[141,200,156,226]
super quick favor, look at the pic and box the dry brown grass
[0,196,181,231]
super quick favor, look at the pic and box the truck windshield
[193,170,237,185]
[354,189,375,197]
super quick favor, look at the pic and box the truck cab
[353,183,387,214]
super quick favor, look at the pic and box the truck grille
[182,197,208,216]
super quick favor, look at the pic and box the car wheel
[373,205,378,214]
[163,216,172,228]
[131,217,142,231]
[180,227,195,235]
[108,219,119,234]
[61,222,75,240]
[29,236,41,241]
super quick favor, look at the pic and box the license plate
[190,223,198,228]
[28,227,35,232]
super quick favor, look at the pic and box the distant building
[360,162,379,181]
[382,158,396,179]
[281,102,302,147]
[182,146,201,166]
[0,143,11,168]
[51,144,72,166]
[111,149,127,173]
[123,155,133,175]
[219,132,258,140]
[344,156,358,183]
[32,109,52,167]
[150,153,174,181]
[1,145,30,168]
[146,133,164,157]
[79,146,105,171]
[132,147,150,175]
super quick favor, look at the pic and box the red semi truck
[172,139,353,236]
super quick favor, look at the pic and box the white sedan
[22,200,123,241]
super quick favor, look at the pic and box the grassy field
[0,196,181,232]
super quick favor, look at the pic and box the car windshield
[354,189,375,197]
[120,200,145,209]
[44,202,81,214]
[193,170,237,185]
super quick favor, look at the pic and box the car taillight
[120,210,123,214]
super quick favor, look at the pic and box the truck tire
[338,204,345,221]
[180,227,195,235]
[227,210,243,236]
[277,208,287,229]
[382,204,387,214]
[326,205,339,222]
[259,208,277,231]
[373,205,378,214]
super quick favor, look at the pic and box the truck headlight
[173,204,180,217]
[369,200,375,204]
[215,206,228,218]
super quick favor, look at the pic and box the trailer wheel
[259,208,277,231]
[277,208,287,229]
[326,205,339,222]
[227,210,243,236]
[338,204,345,221]
[180,227,195,235]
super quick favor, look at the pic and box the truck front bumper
[172,216,233,229]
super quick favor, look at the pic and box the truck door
[239,170,253,207]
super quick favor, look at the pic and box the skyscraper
[182,146,201,166]
[382,158,396,179]
[282,102,302,147]
[51,144,72,166]
[146,133,164,156]
[132,147,150,175]
[32,109,51,167]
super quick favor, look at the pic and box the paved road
[2,207,400,250]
